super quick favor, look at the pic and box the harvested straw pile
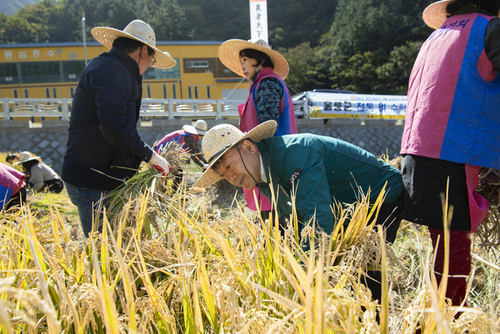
[476,167,500,247]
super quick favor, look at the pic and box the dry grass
[0,151,499,333]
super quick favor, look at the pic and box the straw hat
[191,120,277,189]
[218,39,289,80]
[183,119,208,135]
[91,19,176,69]
[423,0,500,29]
[14,151,40,165]
[422,0,454,29]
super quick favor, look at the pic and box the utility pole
[80,0,88,66]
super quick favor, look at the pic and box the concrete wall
[0,118,405,174]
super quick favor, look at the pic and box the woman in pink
[219,39,297,231]
[401,0,500,310]
[0,162,26,211]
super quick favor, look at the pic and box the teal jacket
[255,134,403,235]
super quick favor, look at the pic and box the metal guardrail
[1,98,307,122]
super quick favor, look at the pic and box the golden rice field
[1,151,500,333]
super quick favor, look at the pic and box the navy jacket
[62,48,153,190]
[255,134,403,235]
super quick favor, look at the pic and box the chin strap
[237,144,259,185]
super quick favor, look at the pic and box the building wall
[0,42,241,100]
[0,119,404,174]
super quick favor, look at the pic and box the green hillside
[0,0,435,94]
[0,0,40,15]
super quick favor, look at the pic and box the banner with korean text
[249,0,268,42]
[306,92,407,119]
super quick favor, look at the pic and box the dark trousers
[43,179,64,194]
[429,227,471,307]
[5,187,27,211]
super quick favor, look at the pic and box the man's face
[138,45,154,75]
[213,141,261,190]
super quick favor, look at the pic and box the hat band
[208,144,233,163]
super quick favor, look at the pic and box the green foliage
[0,0,438,95]
[296,0,434,94]
[182,0,250,42]
[279,42,318,93]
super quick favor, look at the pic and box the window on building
[188,86,192,99]
[13,89,18,98]
[142,59,181,80]
[207,86,211,99]
[21,61,60,84]
[163,83,167,99]
[0,63,18,85]
[62,61,85,81]
[70,87,75,98]
[194,86,198,99]
[52,87,57,98]
[24,89,29,98]
[172,84,177,99]
[186,61,209,68]
[147,84,151,98]
[0,61,85,86]
[46,88,50,98]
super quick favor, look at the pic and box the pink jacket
[1,163,25,209]
[239,67,297,211]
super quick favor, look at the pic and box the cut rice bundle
[101,141,190,236]
[476,167,500,247]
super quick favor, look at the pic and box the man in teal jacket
[192,120,404,304]
[193,121,403,239]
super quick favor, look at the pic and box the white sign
[249,0,268,43]
[307,92,407,119]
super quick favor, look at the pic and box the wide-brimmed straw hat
[218,39,289,80]
[183,119,208,135]
[423,0,454,29]
[191,120,277,189]
[14,151,40,165]
[91,19,176,69]
[423,0,500,29]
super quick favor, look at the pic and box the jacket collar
[250,67,275,90]
[109,47,141,82]
[256,140,276,185]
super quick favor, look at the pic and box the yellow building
[0,41,249,101]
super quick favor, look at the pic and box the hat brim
[14,156,40,165]
[423,0,452,29]
[191,120,277,190]
[218,39,289,80]
[91,27,177,69]
[183,124,207,135]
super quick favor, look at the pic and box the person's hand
[149,151,171,176]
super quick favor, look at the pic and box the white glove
[149,151,171,176]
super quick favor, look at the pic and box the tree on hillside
[280,42,321,93]
[376,41,423,94]
[0,0,67,43]
[268,0,339,49]
[182,0,249,41]
[139,0,192,41]
[314,0,432,94]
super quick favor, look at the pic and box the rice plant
[0,152,499,333]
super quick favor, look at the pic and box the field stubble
[0,152,499,333]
